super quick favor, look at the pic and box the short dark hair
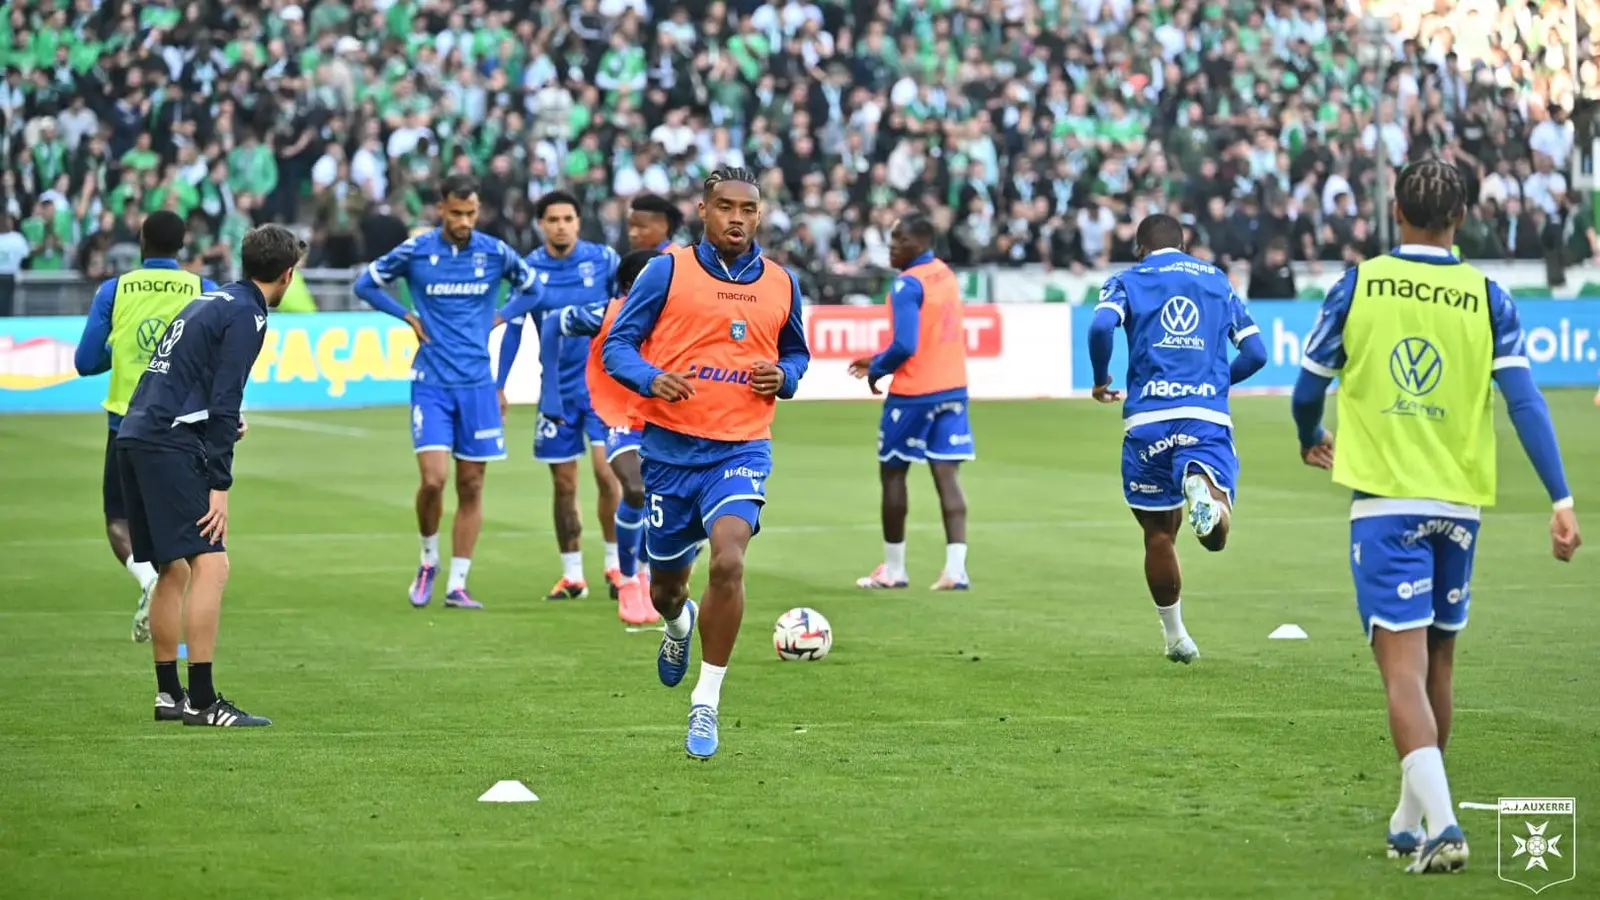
[1135,214,1186,254]
[240,225,306,283]
[616,250,659,295]
[896,213,937,245]
[439,174,479,203]
[535,190,581,220]
[1395,157,1467,233]
[630,193,683,232]
[703,166,760,198]
[140,210,187,258]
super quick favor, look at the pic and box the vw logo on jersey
[1153,295,1205,351]
[135,317,167,358]
[1160,296,1200,336]
[1389,337,1443,396]
[156,318,185,357]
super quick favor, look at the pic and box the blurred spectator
[0,0,1591,302]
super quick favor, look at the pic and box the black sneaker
[182,695,272,727]
[154,691,186,722]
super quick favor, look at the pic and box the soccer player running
[497,191,625,602]
[1087,214,1268,663]
[604,167,810,759]
[1292,159,1580,874]
[354,174,542,610]
[848,214,973,590]
[627,193,683,253]
[537,249,663,624]
[117,224,304,726]
[73,211,218,642]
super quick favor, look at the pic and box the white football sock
[1401,746,1458,839]
[883,541,907,578]
[447,557,471,592]
[560,551,583,582]
[420,534,440,568]
[604,542,620,572]
[1390,767,1424,835]
[690,662,727,709]
[1157,601,1189,644]
[664,604,694,639]
[127,558,158,592]
[944,542,968,577]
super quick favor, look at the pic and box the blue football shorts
[878,397,976,465]
[604,426,643,462]
[411,382,506,462]
[642,448,770,572]
[1121,419,1238,510]
[1350,511,1479,641]
[534,402,608,463]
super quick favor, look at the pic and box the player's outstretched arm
[603,255,673,397]
[535,313,567,422]
[773,269,811,399]
[1485,283,1578,557]
[860,275,921,389]
[1292,269,1356,467]
[1226,290,1267,385]
[73,277,118,376]
[1087,277,1126,401]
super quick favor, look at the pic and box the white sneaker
[1166,636,1200,664]
[131,584,153,643]
[1182,473,1225,539]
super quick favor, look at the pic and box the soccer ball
[773,607,833,661]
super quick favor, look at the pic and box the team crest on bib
[730,319,747,341]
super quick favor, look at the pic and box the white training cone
[478,780,539,803]
[1268,624,1309,640]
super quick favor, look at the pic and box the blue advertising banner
[0,312,421,413]
[1070,298,1600,393]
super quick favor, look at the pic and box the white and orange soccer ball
[773,607,833,661]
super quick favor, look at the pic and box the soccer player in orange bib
[603,167,810,759]
[849,214,974,590]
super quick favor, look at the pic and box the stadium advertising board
[0,313,422,413]
[1066,299,1600,395]
[3,302,1596,413]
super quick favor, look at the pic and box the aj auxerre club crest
[1154,295,1204,350]
[473,252,487,278]
[730,319,747,341]
[579,260,596,287]
[1384,336,1447,420]
[1499,797,1576,893]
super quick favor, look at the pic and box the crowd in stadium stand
[0,0,1596,305]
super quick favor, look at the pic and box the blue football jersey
[1096,249,1258,428]
[366,229,536,388]
[519,241,619,406]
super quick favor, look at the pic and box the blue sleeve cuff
[1291,370,1334,450]
[1495,365,1572,504]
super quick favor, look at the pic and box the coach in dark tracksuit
[117,224,305,728]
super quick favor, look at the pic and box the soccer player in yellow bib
[1292,159,1582,874]
[73,211,217,643]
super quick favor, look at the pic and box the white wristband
[1553,497,1575,511]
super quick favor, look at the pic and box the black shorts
[117,442,223,567]
[102,429,126,520]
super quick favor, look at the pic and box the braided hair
[1394,158,1467,233]
[703,166,761,198]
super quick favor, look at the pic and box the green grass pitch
[0,395,1595,900]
